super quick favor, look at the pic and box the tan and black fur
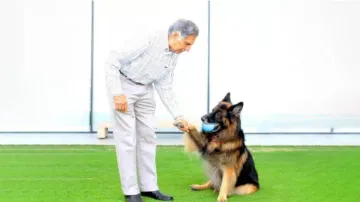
[183,92,260,202]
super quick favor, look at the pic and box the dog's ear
[229,102,243,117]
[222,92,231,103]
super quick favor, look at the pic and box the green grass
[1,145,360,202]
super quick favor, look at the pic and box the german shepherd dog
[182,92,260,202]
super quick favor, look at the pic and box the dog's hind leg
[232,184,258,195]
[190,180,213,191]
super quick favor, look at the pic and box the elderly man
[104,19,199,202]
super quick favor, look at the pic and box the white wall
[93,0,209,132]
[1,0,359,133]
[210,0,360,133]
[0,0,91,131]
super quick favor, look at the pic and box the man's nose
[185,45,191,52]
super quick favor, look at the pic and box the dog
[181,92,260,202]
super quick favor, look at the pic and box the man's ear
[170,31,181,40]
[229,102,244,117]
[222,92,231,103]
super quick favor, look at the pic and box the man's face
[168,32,197,54]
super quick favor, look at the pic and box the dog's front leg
[185,124,207,150]
[217,167,236,202]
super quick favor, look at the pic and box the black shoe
[140,190,173,201]
[124,194,143,202]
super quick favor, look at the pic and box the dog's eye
[215,113,221,119]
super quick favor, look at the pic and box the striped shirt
[104,30,183,120]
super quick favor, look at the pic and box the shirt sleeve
[153,70,184,120]
[104,32,151,96]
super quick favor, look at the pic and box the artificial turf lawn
[1,145,360,202]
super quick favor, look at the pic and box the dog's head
[201,92,243,140]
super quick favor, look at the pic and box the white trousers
[107,73,158,195]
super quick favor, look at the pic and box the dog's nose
[201,116,206,122]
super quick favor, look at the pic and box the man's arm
[104,32,151,96]
[153,70,184,121]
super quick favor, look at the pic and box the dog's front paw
[217,194,228,202]
[188,124,196,131]
[190,184,202,191]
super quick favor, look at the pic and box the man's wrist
[174,115,184,121]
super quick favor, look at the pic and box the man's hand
[114,94,128,112]
[173,118,189,132]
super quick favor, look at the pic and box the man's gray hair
[168,19,199,38]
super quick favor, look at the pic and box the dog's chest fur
[202,151,240,191]
[204,161,223,191]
